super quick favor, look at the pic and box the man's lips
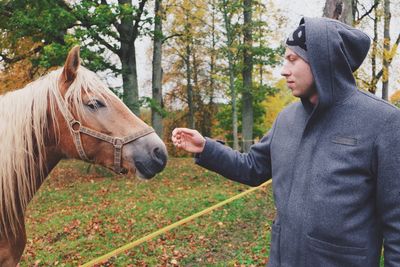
[286,81,295,88]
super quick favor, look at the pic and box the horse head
[55,46,168,178]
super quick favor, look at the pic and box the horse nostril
[153,147,167,168]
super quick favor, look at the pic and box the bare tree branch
[356,2,379,22]
[0,45,43,65]
[162,33,183,44]
[132,0,149,43]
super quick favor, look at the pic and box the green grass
[21,158,275,266]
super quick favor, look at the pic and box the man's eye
[86,99,105,110]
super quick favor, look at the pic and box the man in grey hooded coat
[172,17,400,267]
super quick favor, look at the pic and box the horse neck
[0,147,61,243]
[20,133,64,208]
[31,114,64,192]
[0,90,64,240]
[35,146,63,191]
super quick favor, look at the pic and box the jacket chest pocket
[309,134,374,216]
[316,135,371,179]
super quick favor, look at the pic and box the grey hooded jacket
[195,17,400,267]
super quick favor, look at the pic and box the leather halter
[53,88,155,173]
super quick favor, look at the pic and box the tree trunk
[382,0,390,101]
[203,0,217,138]
[183,8,195,129]
[242,0,253,152]
[341,0,354,25]
[323,0,342,20]
[258,10,264,87]
[192,51,201,129]
[120,43,140,115]
[323,0,353,25]
[192,51,207,135]
[369,0,379,94]
[185,44,195,129]
[222,0,239,150]
[117,0,148,116]
[152,0,164,137]
[229,53,239,151]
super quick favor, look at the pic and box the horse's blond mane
[0,66,115,239]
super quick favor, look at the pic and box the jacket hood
[301,17,371,110]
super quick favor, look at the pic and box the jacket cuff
[194,137,224,166]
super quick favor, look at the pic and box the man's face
[281,48,317,101]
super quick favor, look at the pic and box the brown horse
[0,46,167,266]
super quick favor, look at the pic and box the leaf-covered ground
[20,158,275,266]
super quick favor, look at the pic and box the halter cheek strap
[54,89,154,173]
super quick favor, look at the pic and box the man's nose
[281,65,290,77]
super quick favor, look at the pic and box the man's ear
[61,46,80,83]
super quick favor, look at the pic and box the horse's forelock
[63,67,116,121]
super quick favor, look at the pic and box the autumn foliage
[390,90,400,108]
[0,39,45,95]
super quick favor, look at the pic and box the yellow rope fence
[80,180,272,266]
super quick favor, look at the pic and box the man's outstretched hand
[171,128,206,153]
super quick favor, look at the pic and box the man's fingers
[172,128,181,136]
[172,130,185,148]
[171,134,182,145]
[172,128,203,152]
[172,127,197,137]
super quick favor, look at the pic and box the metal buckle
[70,120,81,133]
[113,138,124,148]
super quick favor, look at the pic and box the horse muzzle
[125,133,168,179]
[134,146,167,179]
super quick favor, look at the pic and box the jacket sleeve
[194,122,276,187]
[375,111,400,266]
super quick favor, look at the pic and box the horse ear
[62,46,81,83]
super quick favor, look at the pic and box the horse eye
[86,99,105,110]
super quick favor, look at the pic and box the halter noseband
[54,89,155,173]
